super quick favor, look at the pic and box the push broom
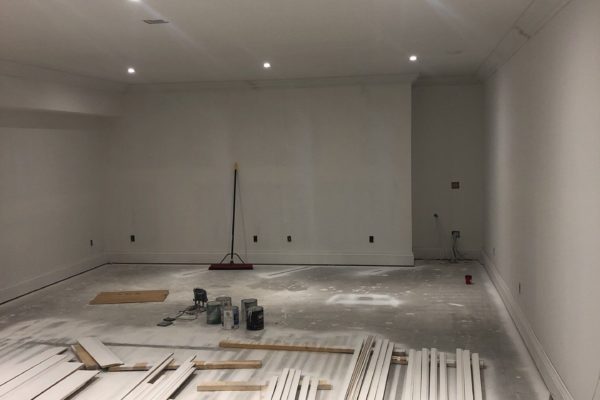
[209,163,254,270]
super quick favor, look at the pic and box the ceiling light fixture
[263,62,271,69]
[409,55,418,62]
[127,67,136,74]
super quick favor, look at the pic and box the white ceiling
[0,0,530,83]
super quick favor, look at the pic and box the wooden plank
[462,350,473,400]
[264,376,279,400]
[439,352,447,400]
[119,353,173,399]
[412,350,422,400]
[429,349,438,400]
[346,338,370,400]
[107,359,262,372]
[471,353,482,400]
[272,368,291,400]
[364,340,389,400]
[339,338,365,400]
[456,349,464,400]
[71,344,99,370]
[358,339,385,400]
[89,290,169,305]
[307,377,319,400]
[401,349,415,400]
[220,340,354,354]
[420,349,429,400]
[0,347,67,387]
[0,354,71,397]
[285,369,302,400]
[281,369,299,400]
[373,342,394,400]
[146,356,196,400]
[196,380,333,392]
[77,337,123,368]
[2,361,82,399]
[297,375,310,400]
[196,359,262,370]
[35,370,99,400]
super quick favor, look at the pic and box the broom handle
[230,163,238,263]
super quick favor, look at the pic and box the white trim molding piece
[107,251,414,267]
[482,251,573,400]
[0,347,67,386]
[77,337,123,368]
[35,370,100,400]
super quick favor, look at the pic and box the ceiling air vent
[143,19,169,24]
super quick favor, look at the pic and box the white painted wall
[483,0,600,399]
[0,110,110,303]
[0,61,123,116]
[106,82,414,265]
[412,83,483,259]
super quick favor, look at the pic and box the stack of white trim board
[340,336,484,400]
[0,346,98,400]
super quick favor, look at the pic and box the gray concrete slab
[0,260,548,399]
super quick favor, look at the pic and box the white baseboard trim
[107,250,414,266]
[413,247,481,260]
[0,253,109,304]
[481,251,573,400]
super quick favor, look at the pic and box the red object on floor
[465,275,473,285]
[209,263,254,270]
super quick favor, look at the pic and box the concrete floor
[0,260,548,399]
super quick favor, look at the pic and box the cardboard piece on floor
[89,290,169,305]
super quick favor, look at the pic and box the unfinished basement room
[0,0,598,399]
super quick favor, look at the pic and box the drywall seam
[0,253,109,304]
[481,251,573,400]
[477,0,572,79]
[107,251,414,266]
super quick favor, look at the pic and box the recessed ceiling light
[263,62,271,69]
[409,55,418,62]
[127,67,136,74]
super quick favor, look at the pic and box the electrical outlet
[287,235,292,242]
[369,236,374,243]
[130,235,136,243]
[451,230,461,238]
[253,235,258,243]
[451,181,460,189]
[90,239,94,247]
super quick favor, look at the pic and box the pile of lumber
[341,336,394,400]
[119,353,196,400]
[0,347,98,400]
[265,369,321,400]
[401,348,483,400]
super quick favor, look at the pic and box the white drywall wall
[412,83,483,259]
[483,0,600,398]
[0,111,110,302]
[106,82,414,265]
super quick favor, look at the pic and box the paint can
[206,301,222,324]
[216,296,232,307]
[240,298,258,321]
[222,306,235,330]
[246,306,264,331]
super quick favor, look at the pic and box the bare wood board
[89,290,169,305]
